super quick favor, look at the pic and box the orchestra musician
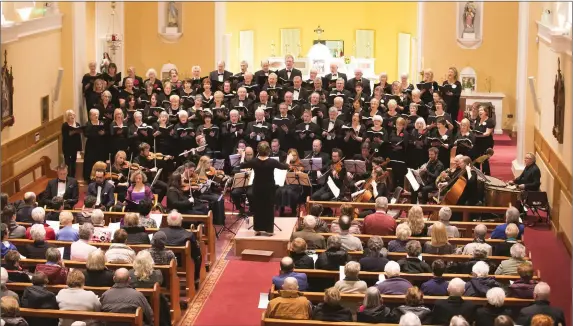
[270,139,287,162]
[276,148,305,217]
[304,139,331,184]
[83,109,107,182]
[41,164,79,209]
[195,156,227,226]
[509,153,541,191]
[132,143,168,204]
[126,170,155,209]
[108,151,130,203]
[166,171,209,216]
[62,110,82,178]
[410,147,444,204]
[87,169,115,210]
[311,148,346,201]
[437,155,478,208]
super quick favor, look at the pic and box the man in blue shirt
[272,256,308,291]
[55,211,79,242]
[490,207,525,240]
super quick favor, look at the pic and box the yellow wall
[422,2,519,131]
[59,2,74,115]
[225,2,418,80]
[85,2,96,63]
[124,2,215,77]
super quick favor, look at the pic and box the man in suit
[510,152,541,191]
[262,73,283,104]
[294,110,322,155]
[245,109,272,150]
[432,278,477,325]
[320,107,344,154]
[254,59,273,86]
[41,164,79,210]
[230,87,255,122]
[277,54,302,86]
[87,169,116,210]
[310,148,345,201]
[271,102,296,152]
[209,61,233,91]
[304,139,331,188]
[270,139,287,163]
[253,91,276,122]
[324,63,347,91]
[287,76,309,106]
[15,192,36,223]
[121,66,144,89]
[516,282,566,326]
[328,78,351,107]
[362,197,397,236]
[346,68,372,97]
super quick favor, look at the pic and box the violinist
[197,109,221,152]
[360,97,383,129]
[408,117,429,169]
[387,117,408,187]
[276,148,305,217]
[454,118,476,159]
[132,143,168,204]
[195,156,226,226]
[108,151,130,202]
[342,113,365,158]
[166,172,209,216]
[437,155,478,209]
[87,169,115,210]
[110,109,130,162]
[230,146,255,217]
[179,79,196,110]
[83,109,107,182]
[311,148,346,201]
[221,110,246,159]
[128,111,151,152]
[410,147,444,204]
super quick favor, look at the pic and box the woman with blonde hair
[122,212,150,245]
[194,155,226,226]
[454,118,476,159]
[423,222,455,254]
[90,161,108,181]
[83,249,114,287]
[109,150,130,202]
[388,223,412,252]
[126,170,154,204]
[128,250,163,288]
[1,296,29,326]
[407,205,427,237]
[442,67,462,123]
[62,110,82,178]
[276,148,305,217]
[312,287,353,322]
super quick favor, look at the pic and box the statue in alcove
[463,2,477,33]
[167,1,179,28]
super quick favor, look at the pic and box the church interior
[0,1,572,326]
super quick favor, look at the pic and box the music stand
[212,159,225,170]
[301,158,322,196]
[229,154,242,168]
[217,172,250,237]
[286,172,311,217]
[150,168,163,188]
[344,160,367,176]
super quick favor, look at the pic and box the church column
[512,1,529,177]
[214,2,226,68]
[417,1,424,78]
[72,2,87,122]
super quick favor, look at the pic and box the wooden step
[241,249,273,262]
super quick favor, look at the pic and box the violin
[104,172,121,181]
[130,163,141,171]
[147,152,173,160]
[206,166,228,184]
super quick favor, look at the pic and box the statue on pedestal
[167,2,179,28]
[463,2,476,33]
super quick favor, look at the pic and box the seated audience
[335,261,367,294]
[15,192,36,223]
[427,207,460,238]
[315,235,349,270]
[432,278,477,325]
[20,272,59,326]
[389,223,412,252]
[1,296,28,326]
[496,243,528,275]
[377,261,413,294]
[359,236,390,272]
[490,207,524,240]
[475,287,512,326]
[105,229,136,263]
[391,287,432,324]
[129,250,163,288]
[22,224,54,259]
[516,282,565,326]
[90,209,111,243]
[460,244,497,275]
[508,263,538,299]
[530,315,555,326]
[137,199,158,228]
[83,249,114,287]
[0,268,19,302]
[459,224,492,256]
[398,240,432,273]
[1,224,17,257]
[55,269,101,326]
[399,312,422,326]
[70,223,97,261]
[123,212,150,245]
[363,197,396,235]
[25,207,56,240]
[337,215,363,251]
[330,204,362,234]
[3,251,30,283]
[45,196,64,221]
[423,222,455,254]
[264,277,312,320]
[76,195,97,224]
[312,287,353,322]
[464,261,502,297]
[2,205,26,239]
[357,287,391,323]
[272,256,308,291]
[146,231,176,265]
[300,204,329,233]
[35,247,68,285]
[291,215,326,249]
[289,238,314,269]
[421,259,449,296]
[407,205,427,237]
[493,223,519,257]
[494,315,515,326]
[450,315,471,326]
[100,268,154,326]
[55,211,79,241]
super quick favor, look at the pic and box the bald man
[209,61,233,91]
[271,257,309,291]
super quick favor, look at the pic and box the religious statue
[463,2,477,33]
[167,1,178,28]
[553,58,565,144]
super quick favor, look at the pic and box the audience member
[70,223,97,261]
[428,207,460,238]
[291,215,326,249]
[357,287,391,323]
[459,224,492,256]
[494,315,515,326]
[464,261,502,297]
[530,315,554,326]
[264,277,312,320]
[90,209,111,243]
[1,296,28,326]
[1,224,17,257]
[25,208,56,240]
[391,287,432,324]
[15,192,36,223]
[389,223,412,252]
[0,268,19,302]
[508,263,538,299]
[2,205,26,239]
[493,223,519,257]
[137,199,158,228]
[407,206,427,237]
[100,268,154,326]
[83,249,114,287]
[123,213,150,244]
[330,204,362,234]
[450,315,471,326]
[495,243,528,275]
[398,240,432,273]
[35,247,68,285]
[460,244,497,275]
[272,256,308,291]
[516,282,565,326]
[377,261,413,295]
[312,287,353,322]
[334,261,367,294]
[289,238,314,269]
[359,236,389,272]
[490,207,524,240]
[76,195,97,224]
[421,260,449,296]
[129,250,163,288]
[21,224,54,259]
[296,204,329,233]
[55,269,101,326]
[475,287,512,326]
[399,312,422,326]
[146,231,176,265]
[3,251,30,282]
[315,235,349,270]
[45,196,64,221]
[363,197,396,235]
[423,222,455,254]
[337,215,363,251]
[432,278,477,325]
[20,272,58,326]
[105,229,136,263]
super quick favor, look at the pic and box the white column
[512,1,529,177]
[72,2,87,123]
[214,2,226,69]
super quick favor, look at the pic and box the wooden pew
[20,307,144,326]
[10,284,157,326]
[262,314,430,326]
[2,156,57,202]
[312,250,528,264]
[316,233,513,245]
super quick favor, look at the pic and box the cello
[429,170,468,220]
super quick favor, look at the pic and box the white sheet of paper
[274,169,288,187]
[339,265,346,281]
[247,169,255,186]
[418,254,423,261]
[270,156,279,161]
[258,293,270,309]
[150,214,163,228]
[405,169,420,192]
[148,234,153,241]
[57,247,65,258]
[46,220,60,230]
[378,273,386,282]
[71,223,79,230]
[108,222,121,240]
[327,176,341,198]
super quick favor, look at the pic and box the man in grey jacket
[100,268,154,326]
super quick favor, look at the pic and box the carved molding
[1,13,63,45]
[537,20,572,56]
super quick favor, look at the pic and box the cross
[314,25,324,40]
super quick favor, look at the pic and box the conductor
[240,141,290,236]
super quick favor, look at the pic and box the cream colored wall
[225,2,418,79]
[59,2,74,114]
[13,140,60,187]
[422,2,518,130]
[85,2,96,63]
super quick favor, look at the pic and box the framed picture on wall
[1,50,14,130]
[41,95,49,124]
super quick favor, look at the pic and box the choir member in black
[347,98,363,123]
[166,172,209,216]
[466,102,480,129]
[210,91,229,126]
[404,103,420,133]
[271,103,296,152]
[321,107,344,154]
[304,139,331,184]
[409,89,427,120]
[174,110,197,163]
[230,87,254,122]
[132,143,169,203]
[302,92,328,127]
[122,66,144,90]
[427,91,442,112]
[157,82,175,109]
[143,93,161,125]
[118,78,137,109]
[441,67,463,123]
[110,109,130,161]
[277,55,302,84]
[324,63,348,91]
[276,149,305,217]
[366,115,388,157]
[109,151,130,203]
[189,134,213,165]
[302,69,317,92]
[408,117,429,169]
[138,81,155,110]
[164,94,182,125]
[222,81,236,106]
[197,109,221,153]
[230,146,255,216]
[360,98,383,129]
[85,77,106,114]
[194,156,226,226]
[245,109,272,149]
[127,111,151,154]
[143,68,163,93]
[473,105,495,175]
[289,76,309,106]
[82,62,101,113]
[429,118,453,169]
[311,148,346,201]
[189,95,205,125]
[328,78,351,107]
[152,111,177,159]
[419,69,440,105]
[427,99,454,132]
[311,77,329,104]
[254,59,271,81]
[95,90,115,126]
[270,139,287,162]
[373,72,392,96]
[294,110,321,156]
[239,72,259,100]
[190,66,204,93]
[179,79,196,110]
[399,73,415,101]
[102,63,121,90]
[350,82,370,108]
[341,113,366,159]
[254,91,276,122]
[383,100,400,133]
[262,73,282,104]
[83,109,108,182]
[346,69,372,98]
[239,141,289,235]
[388,81,405,111]
[209,61,233,90]
[410,147,444,204]
[454,118,476,159]
[221,110,245,159]
[62,110,82,178]
[168,68,182,90]
[124,95,138,124]
[437,156,478,208]
[387,118,409,187]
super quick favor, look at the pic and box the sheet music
[46,220,60,231]
[108,222,121,240]
[327,176,341,198]
[406,169,421,192]
[57,247,65,258]
[248,169,255,186]
[150,214,163,228]
[274,169,288,187]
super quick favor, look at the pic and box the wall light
[14,1,35,22]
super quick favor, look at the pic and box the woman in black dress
[454,118,476,159]
[240,141,289,236]
[62,110,82,178]
[419,69,440,105]
[441,67,462,124]
[474,105,495,175]
[110,109,130,161]
[83,109,107,181]
[342,113,366,159]
[429,118,453,169]
[408,117,428,169]
[387,118,409,188]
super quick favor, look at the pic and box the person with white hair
[56,211,79,242]
[474,287,512,326]
[0,267,19,302]
[209,60,232,85]
[291,215,326,249]
[272,256,309,291]
[376,261,413,294]
[428,206,460,238]
[334,261,367,294]
[328,78,351,106]
[388,223,412,252]
[450,315,470,326]
[464,261,502,297]
[357,286,391,322]
[265,276,312,320]
[245,109,272,149]
[399,311,422,326]
[24,207,55,240]
[346,68,372,98]
[315,235,350,270]
[493,223,520,257]
[432,278,477,325]
[495,243,528,275]
[516,282,565,326]
[363,197,396,235]
[70,223,97,262]
[294,109,321,154]
[460,224,492,256]
[21,224,52,259]
[325,62,347,89]
[491,207,525,240]
[144,68,163,92]
[510,152,541,193]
